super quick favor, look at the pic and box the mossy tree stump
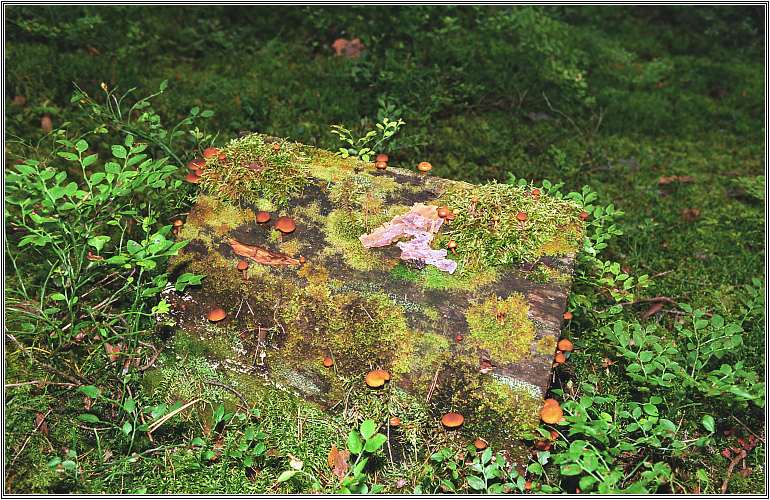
[161,133,582,454]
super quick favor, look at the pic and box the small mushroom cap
[208,307,227,322]
[516,211,528,222]
[256,211,272,223]
[563,311,573,321]
[185,173,200,184]
[218,152,227,161]
[275,216,296,234]
[447,240,458,249]
[543,398,559,408]
[557,338,573,352]
[474,437,488,450]
[375,153,389,163]
[454,334,464,342]
[202,147,220,159]
[187,158,205,170]
[365,369,390,388]
[531,188,541,197]
[173,219,184,227]
[441,412,464,428]
[540,400,563,424]
[554,352,566,364]
[579,211,590,221]
[322,356,334,368]
[236,260,249,271]
[437,206,450,218]
[417,161,433,172]
[272,143,281,152]
[374,161,388,170]
[389,416,401,427]
[445,210,456,221]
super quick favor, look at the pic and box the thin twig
[426,368,440,403]
[138,342,161,371]
[731,415,765,444]
[5,380,78,388]
[721,449,747,494]
[9,409,53,468]
[204,380,250,412]
[148,398,201,434]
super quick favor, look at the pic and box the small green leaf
[122,398,136,413]
[347,430,363,455]
[276,470,298,483]
[360,419,377,440]
[78,413,100,423]
[364,433,387,453]
[79,385,101,398]
[111,145,128,159]
[467,475,486,491]
[122,421,133,435]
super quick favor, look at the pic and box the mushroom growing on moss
[275,216,296,235]
[236,260,249,280]
[365,369,391,388]
[557,338,573,352]
[531,188,541,199]
[417,161,432,174]
[437,206,450,219]
[441,412,464,429]
[375,161,388,170]
[202,147,220,159]
[579,211,590,221]
[185,172,200,184]
[208,307,227,322]
[188,158,205,171]
[323,356,334,368]
[389,416,401,427]
[256,211,271,224]
[447,240,458,254]
[540,399,563,424]
[376,153,389,163]
[563,311,573,321]
[173,219,184,236]
[554,351,566,364]
[516,211,528,222]
[474,437,488,451]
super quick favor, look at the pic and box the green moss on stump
[465,293,536,365]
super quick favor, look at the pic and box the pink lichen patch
[359,203,457,273]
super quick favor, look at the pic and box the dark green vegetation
[4,5,764,494]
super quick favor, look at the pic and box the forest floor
[4,5,765,494]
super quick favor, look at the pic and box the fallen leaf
[35,412,49,436]
[331,37,365,58]
[327,445,350,480]
[658,175,695,185]
[227,238,299,266]
[83,396,93,410]
[641,302,664,320]
[721,448,732,459]
[681,208,701,222]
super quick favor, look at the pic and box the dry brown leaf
[41,115,53,133]
[327,445,350,480]
[641,302,664,320]
[227,238,299,266]
[35,412,49,436]
[681,208,701,222]
[658,175,694,186]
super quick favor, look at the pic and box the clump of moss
[473,375,541,438]
[465,293,536,365]
[388,262,498,291]
[535,334,557,355]
[199,134,310,208]
[438,182,584,270]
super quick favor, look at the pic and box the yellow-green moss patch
[465,293,536,365]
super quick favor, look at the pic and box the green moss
[388,262,499,291]
[322,209,385,272]
[536,335,558,355]
[199,134,310,208]
[473,375,542,438]
[438,182,584,269]
[465,293,536,365]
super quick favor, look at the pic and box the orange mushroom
[202,147,220,159]
[455,334,464,342]
[208,307,227,322]
[563,311,573,321]
[516,211,528,222]
[188,158,205,171]
[579,211,590,221]
[365,369,390,388]
[417,161,432,173]
[531,188,541,199]
[441,412,464,429]
[375,153,389,163]
[447,240,458,254]
[554,351,566,364]
[375,161,388,170]
[272,143,281,152]
[474,437,488,450]
[185,172,200,184]
[437,206,450,218]
[236,260,249,280]
[275,216,296,235]
[389,416,401,427]
[540,399,563,424]
[557,338,573,352]
[173,219,184,236]
[256,211,271,224]
[322,356,334,368]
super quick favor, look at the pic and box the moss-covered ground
[4,5,764,494]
